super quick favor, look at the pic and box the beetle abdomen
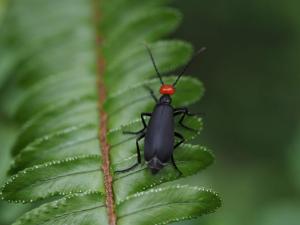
[144,104,174,163]
[147,156,165,174]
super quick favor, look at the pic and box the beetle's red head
[159,84,175,95]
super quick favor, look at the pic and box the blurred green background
[173,0,300,225]
[0,0,299,225]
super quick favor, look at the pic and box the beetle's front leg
[115,132,145,173]
[123,112,152,135]
[144,85,158,103]
[173,107,198,132]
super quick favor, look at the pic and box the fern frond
[0,0,221,224]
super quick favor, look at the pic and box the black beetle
[116,46,206,174]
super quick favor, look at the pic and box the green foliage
[0,119,29,224]
[0,0,220,224]
[10,187,219,225]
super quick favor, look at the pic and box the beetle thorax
[159,95,172,104]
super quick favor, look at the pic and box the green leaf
[12,192,108,225]
[0,0,221,224]
[9,124,100,174]
[105,41,193,92]
[103,8,182,56]
[0,112,30,224]
[2,156,103,203]
[3,143,212,203]
[113,145,213,202]
[13,98,98,154]
[11,186,220,225]
[116,186,221,225]
[15,73,97,122]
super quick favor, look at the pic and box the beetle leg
[144,85,158,103]
[123,112,152,135]
[170,132,184,175]
[115,132,145,173]
[135,132,144,163]
[171,155,182,175]
[141,112,151,128]
[174,107,204,117]
[174,131,185,149]
[174,107,198,132]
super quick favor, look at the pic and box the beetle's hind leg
[174,107,199,132]
[123,112,152,135]
[171,155,183,176]
[170,132,185,175]
[115,132,145,173]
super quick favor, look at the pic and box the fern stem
[93,1,117,225]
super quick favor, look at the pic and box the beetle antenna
[173,47,207,87]
[145,44,164,85]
